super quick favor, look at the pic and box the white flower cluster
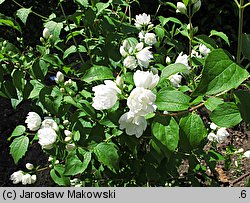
[167,44,210,88]
[10,163,36,185]
[120,40,153,69]
[25,112,58,150]
[166,52,189,88]
[119,13,157,70]
[207,123,229,142]
[119,70,159,138]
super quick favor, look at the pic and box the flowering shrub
[1,0,250,186]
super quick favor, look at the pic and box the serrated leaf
[204,97,224,112]
[29,80,44,99]
[82,65,114,83]
[16,8,31,24]
[152,117,179,152]
[64,152,91,176]
[10,136,29,164]
[32,59,49,80]
[179,113,207,148]
[160,63,188,83]
[156,89,191,111]
[42,54,63,66]
[44,21,63,38]
[12,69,24,91]
[63,45,77,59]
[192,49,249,96]
[50,164,70,186]
[210,102,242,128]
[210,30,230,46]
[75,0,89,7]
[8,125,26,141]
[94,142,119,172]
[0,13,21,32]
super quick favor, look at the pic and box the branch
[157,102,205,117]
[230,171,250,186]
[12,0,48,20]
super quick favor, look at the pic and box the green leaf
[64,96,82,108]
[29,80,44,99]
[94,142,119,172]
[160,63,188,83]
[179,113,207,148]
[8,125,26,141]
[63,45,77,59]
[0,0,6,4]
[64,152,91,176]
[182,0,190,6]
[204,97,224,112]
[42,54,63,66]
[11,69,24,91]
[82,65,114,83]
[75,0,89,7]
[50,164,70,186]
[156,89,191,111]
[210,30,230,46]
[96,2,111,16]
[10,136,29,164]
[16,8,31,25]
[32,59,48,80]
[210,102,242,128]
[235,90,250,123]
[0,13,21,32]
[152,117,179,152]
[192,49,249,96]
[44,21,63,38]
[242,34,250,60]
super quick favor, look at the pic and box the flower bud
[3,40,7,46]
[60,88,65,93]
[64,130,73,137]
[176,2,187,14]
[66,143,76,151]
[54,160,59,165]
[31,175,37,184]
[55,71,64,83]
[187,23,192,31]
[40,37,45,43]
[25,163,34,170]
[43,28,51,39]
[64,79,72,86]
[63,120,70,126]
[64,136,72,142]
[48,156,53,162]
[115,76,124,88]
[165,56,171,64]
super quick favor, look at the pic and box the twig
[59,2,84,63]
[12,0,48,20]
[157,102,205,117]
[230,171,250,186]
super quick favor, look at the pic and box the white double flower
[92,80,121,110]
[119,70,159,138]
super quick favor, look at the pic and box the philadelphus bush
[3,0,249,186]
